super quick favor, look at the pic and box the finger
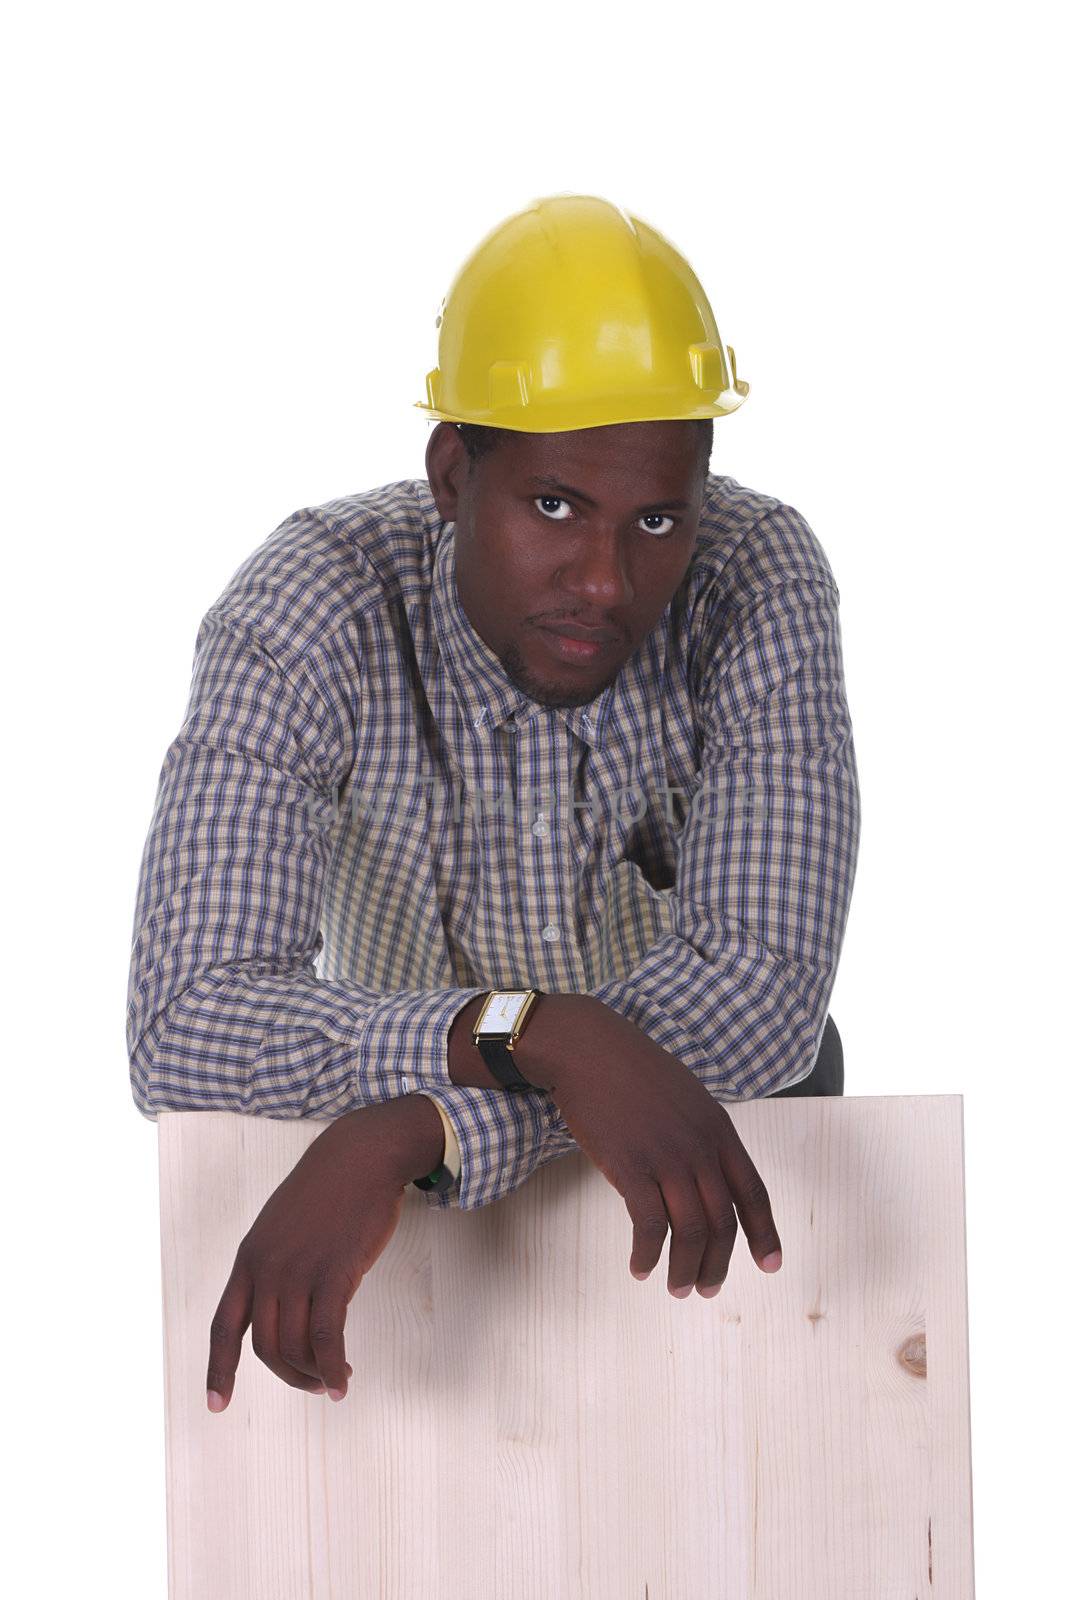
[308,1281,352,1400]
[717,1128,783,1272]
[278,1287,324,1384]
[658,1171,718,1297]
[692,1164,740,1297]
[207,1264,253,1412]
[251,1288,326,1395]
[621,1172,669,1280]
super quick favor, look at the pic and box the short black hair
[455,417,714,469]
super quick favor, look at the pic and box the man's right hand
[520,995,784,1299]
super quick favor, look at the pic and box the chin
[529,672,616,710]
[502,639,617,710]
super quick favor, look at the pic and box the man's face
[425,420,708,710]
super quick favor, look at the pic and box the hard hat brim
[414,385,748,432]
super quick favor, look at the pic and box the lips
[536,625,616,665]
[539,622,621,644]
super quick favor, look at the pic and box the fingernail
[697,1284,722,1298]
[207,1390,225,1412]
[760,1250,782,1272]
[670,1284,693,1299]
[327,1386,346,1402]
[632,1269,651,1281]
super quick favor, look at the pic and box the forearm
[333,1093,447,1184]
[445,989,605,1094]
[128,964,491,1119]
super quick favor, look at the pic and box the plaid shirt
[126,472,860,1210]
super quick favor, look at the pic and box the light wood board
[157,1094,974,1598]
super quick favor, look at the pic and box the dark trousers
[766,1014,844,1097]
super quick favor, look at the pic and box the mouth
[535,623,619,664]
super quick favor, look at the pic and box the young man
[126,195,860,1411]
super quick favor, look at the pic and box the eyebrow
[523,475,694,514]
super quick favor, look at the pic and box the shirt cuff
[421,1096,462,1185]
[409,1081,559,1211]
[356,984,489,1101]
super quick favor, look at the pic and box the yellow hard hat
[415,193,748,434]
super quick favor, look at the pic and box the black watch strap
[477,1033,533,1090]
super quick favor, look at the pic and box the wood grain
[158,1095,974,1598]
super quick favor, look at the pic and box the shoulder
[676,471,840,634]
[200,478,433,669]
[689,471,839,609]
[670,472,842,694]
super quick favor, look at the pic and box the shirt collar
[429,514,665,750]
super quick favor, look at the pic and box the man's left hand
[205,1098,440,1412]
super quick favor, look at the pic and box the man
[126,195,860,1414]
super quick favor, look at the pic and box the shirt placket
[510,705,583,989]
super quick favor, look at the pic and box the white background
[4,1,1063,1592]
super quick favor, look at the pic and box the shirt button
[532,810,550,838]
[541,923,561,942]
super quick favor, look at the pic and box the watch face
[480,990,528,1034]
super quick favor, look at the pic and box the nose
[556,529,633,611]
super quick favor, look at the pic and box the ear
[425,423,469,523]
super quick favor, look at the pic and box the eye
[534,495,573,521]
[533,496,677,536]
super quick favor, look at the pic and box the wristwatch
[472,988,544,1089]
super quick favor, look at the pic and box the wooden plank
[158,1095,974,1598]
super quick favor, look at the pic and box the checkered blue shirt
[126,472,860,1209]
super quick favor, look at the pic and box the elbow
[126,983,193,1119]
[723,966,834,1100]
[127,1006,162,1121]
